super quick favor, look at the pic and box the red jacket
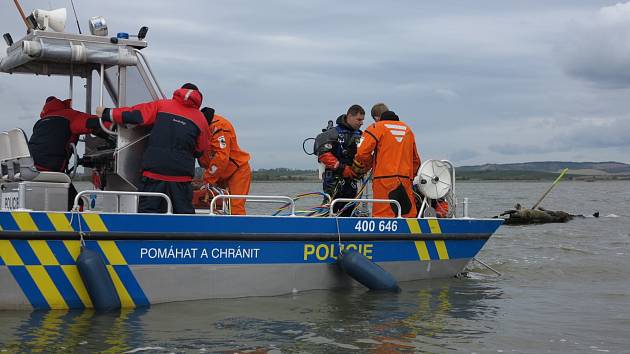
[28,98,98,172]
[104,88,209,182]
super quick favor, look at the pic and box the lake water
[1,181,629,353]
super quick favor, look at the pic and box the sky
[1,0,630,169]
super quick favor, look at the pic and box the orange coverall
[354,118,420,218]
[199,114,252,215]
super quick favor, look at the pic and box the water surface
[1,181,628,353]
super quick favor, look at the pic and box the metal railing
[209,195,296,216]
[74,190,172,214]
[330,198,403,218]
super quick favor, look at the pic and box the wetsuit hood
[336,114,354,130]
[40,97,72,118]
[380,110,400,121]
[172,88,203,108]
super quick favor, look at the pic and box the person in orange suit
[353,110,420,218]
[199,107,252,215]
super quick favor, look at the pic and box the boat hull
[0,211,502,310]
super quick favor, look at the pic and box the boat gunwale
[0,230,492,241]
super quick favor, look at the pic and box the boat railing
[330,198,403,218]
[209,195,296,216]
[74,190,173,214]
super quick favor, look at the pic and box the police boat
[0,8,503,310]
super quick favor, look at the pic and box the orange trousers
[218,163,252,215]
[372,178,417,218]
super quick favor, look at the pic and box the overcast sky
[1,0,630,169]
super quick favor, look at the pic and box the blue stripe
[0,211,504,235]
[425,241,439,260]
[419,220,432,234]
[8,266,50,310]
[444,239,487,259]
[0,256,4,266]
[0,212,19,231]
[113,265,150,307]
[45,266,85,309]
[11,240,40,265]
[46,241,76,265]
[29,213,56,232]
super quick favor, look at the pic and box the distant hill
[457,161,630,180]
[188,162,630,182]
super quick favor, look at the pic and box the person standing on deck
[96,83,209,214]
[314,104,365,216]
[29,96,111,210]
[199,107,252,215]
[353,110,420,218]
[370,102,389,122]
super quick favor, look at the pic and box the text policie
[140,247,261,260]
[304,243,373,261]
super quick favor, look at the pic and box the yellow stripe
[28,240,60,266]
[48,213,73,232]
[98,241,127,265]
[81,214,108,232]
[428,219,442,234]
[106,265,135,308]
[61,265,94,308]
[0,240,24,265]
[414,241,431,261]
[62,240,82,261]
[407,219,422,234]
[434,240,450,260]
[26,265,68,309]
[12,212,39,231]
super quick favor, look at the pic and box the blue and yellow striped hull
[0,211,502,310]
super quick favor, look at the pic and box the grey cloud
[557,118,630,149]
[447,148,480,163]
[488,143,555,156]
[488,116,630,156]
[556,2,630,88]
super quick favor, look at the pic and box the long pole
[531,168,569,210]
[12,0,32,30]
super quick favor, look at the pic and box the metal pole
[473,257,502,276]
[12,0,32,30]
[531,168,569,210]
[463,198,469,218]
[69,67,73,106]
[99,64,104,106]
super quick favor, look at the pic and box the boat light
[89,16,108,36]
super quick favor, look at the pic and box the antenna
[12,0,33,30]
[69,0,82,34]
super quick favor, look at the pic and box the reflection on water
[0,308,149,353]
[0,278,501,352]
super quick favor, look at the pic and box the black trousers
[138,177,194,214]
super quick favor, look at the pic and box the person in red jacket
[199,107,252,215]
[29,96,104,173]
[353,110,421,218]
[97,83,209,214]
[29,96,109,210]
